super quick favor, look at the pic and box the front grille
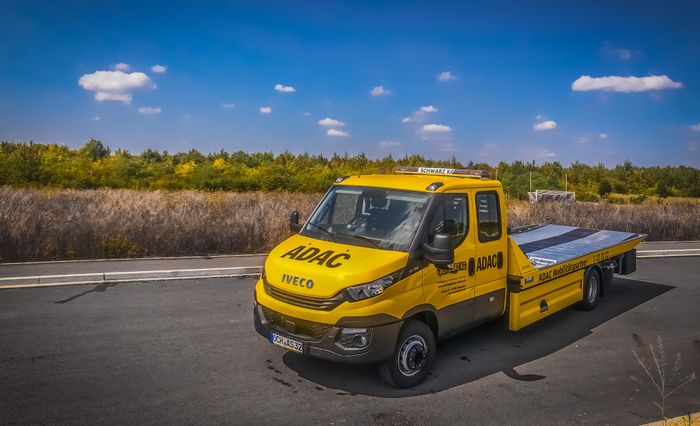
[260,305,332,341]
[264,282,345,311]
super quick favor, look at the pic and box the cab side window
[427,195,468,247]
[476,191,502,242]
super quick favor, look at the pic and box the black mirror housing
[423,233,454,266]
[289,211,302,232]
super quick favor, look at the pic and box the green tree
[80,139,110,161]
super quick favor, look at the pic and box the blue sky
[1,0,699,166]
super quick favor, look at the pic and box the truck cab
[253,167,644,388]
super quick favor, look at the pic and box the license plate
[269,332,303,353]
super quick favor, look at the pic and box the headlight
[342,269,403,302]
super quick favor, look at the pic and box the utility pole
[529,172,532,192]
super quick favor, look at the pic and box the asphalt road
[1,258,699,425]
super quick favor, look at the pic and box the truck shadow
[281,278,673,397]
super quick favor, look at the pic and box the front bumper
[254,304,401,365]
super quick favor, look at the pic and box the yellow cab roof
[336,168,502,193]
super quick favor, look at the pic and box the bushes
[2,141,700,198]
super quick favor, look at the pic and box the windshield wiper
[334,232,381,250]
[307,223,381,249]
[306,222,336,242]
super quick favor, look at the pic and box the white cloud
[420,105,438,113]
[437,71,457,82]
[221,103,236,109]
[522,147,557,159]
[91,116,101,121]
[598,133,608,139]
[318,117,346,127]
[274,83,296,93]
[536,149,556,158]
[260,106,272,114]
[151,64,167,73]
[571,75,683,92]
[690,124,700,131]
[370,85,390,96]
[379,140,400,146]
[533,120,557,131]
[78,70,154,104]
[94,92,133,103]
[327,129,349,137]
[138,106,161,114]
[303,112,311,116]
[113,62,130,71]
[615,49,632,60]
[422,124,452,133]
[401,117,413,123]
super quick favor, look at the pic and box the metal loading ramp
[509,224,642,269]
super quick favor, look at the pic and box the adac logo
[280,245,351,268]
[281,273,314,289]
[476,252,503,271]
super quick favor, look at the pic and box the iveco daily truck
[254,167,644,388]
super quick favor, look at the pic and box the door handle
[468,258,475,276]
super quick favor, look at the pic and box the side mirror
[423,233,454,266]
[289,211,303,232]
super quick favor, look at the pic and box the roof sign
[393,166,489,178]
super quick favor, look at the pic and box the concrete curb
[641,410,699,425]
[0,266,262,290]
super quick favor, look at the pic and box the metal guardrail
[1,247,698,290]
[637,249,700,259]
[0,266,262,289]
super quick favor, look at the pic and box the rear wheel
[578,267,601,310]
[382,319,436,388]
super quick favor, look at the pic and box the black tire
[578,267,601,310]
[382,319,436,388]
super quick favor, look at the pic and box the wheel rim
[397,335,428,377]
[587,274,599,303]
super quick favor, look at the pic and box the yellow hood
[264,234,409,298]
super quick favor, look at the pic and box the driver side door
[421,192,476,339]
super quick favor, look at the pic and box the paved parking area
[0,258,698,425]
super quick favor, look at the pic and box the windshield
[301,185,430,251]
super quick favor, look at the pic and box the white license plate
[269,332,303,353]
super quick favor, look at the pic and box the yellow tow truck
[254,167,645,388]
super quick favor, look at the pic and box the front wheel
[578,267,601,310]
[382,319,436,388]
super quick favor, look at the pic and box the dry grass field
[507,198,700,240]
[1,187,698,262]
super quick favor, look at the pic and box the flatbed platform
[509,224,643,269]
